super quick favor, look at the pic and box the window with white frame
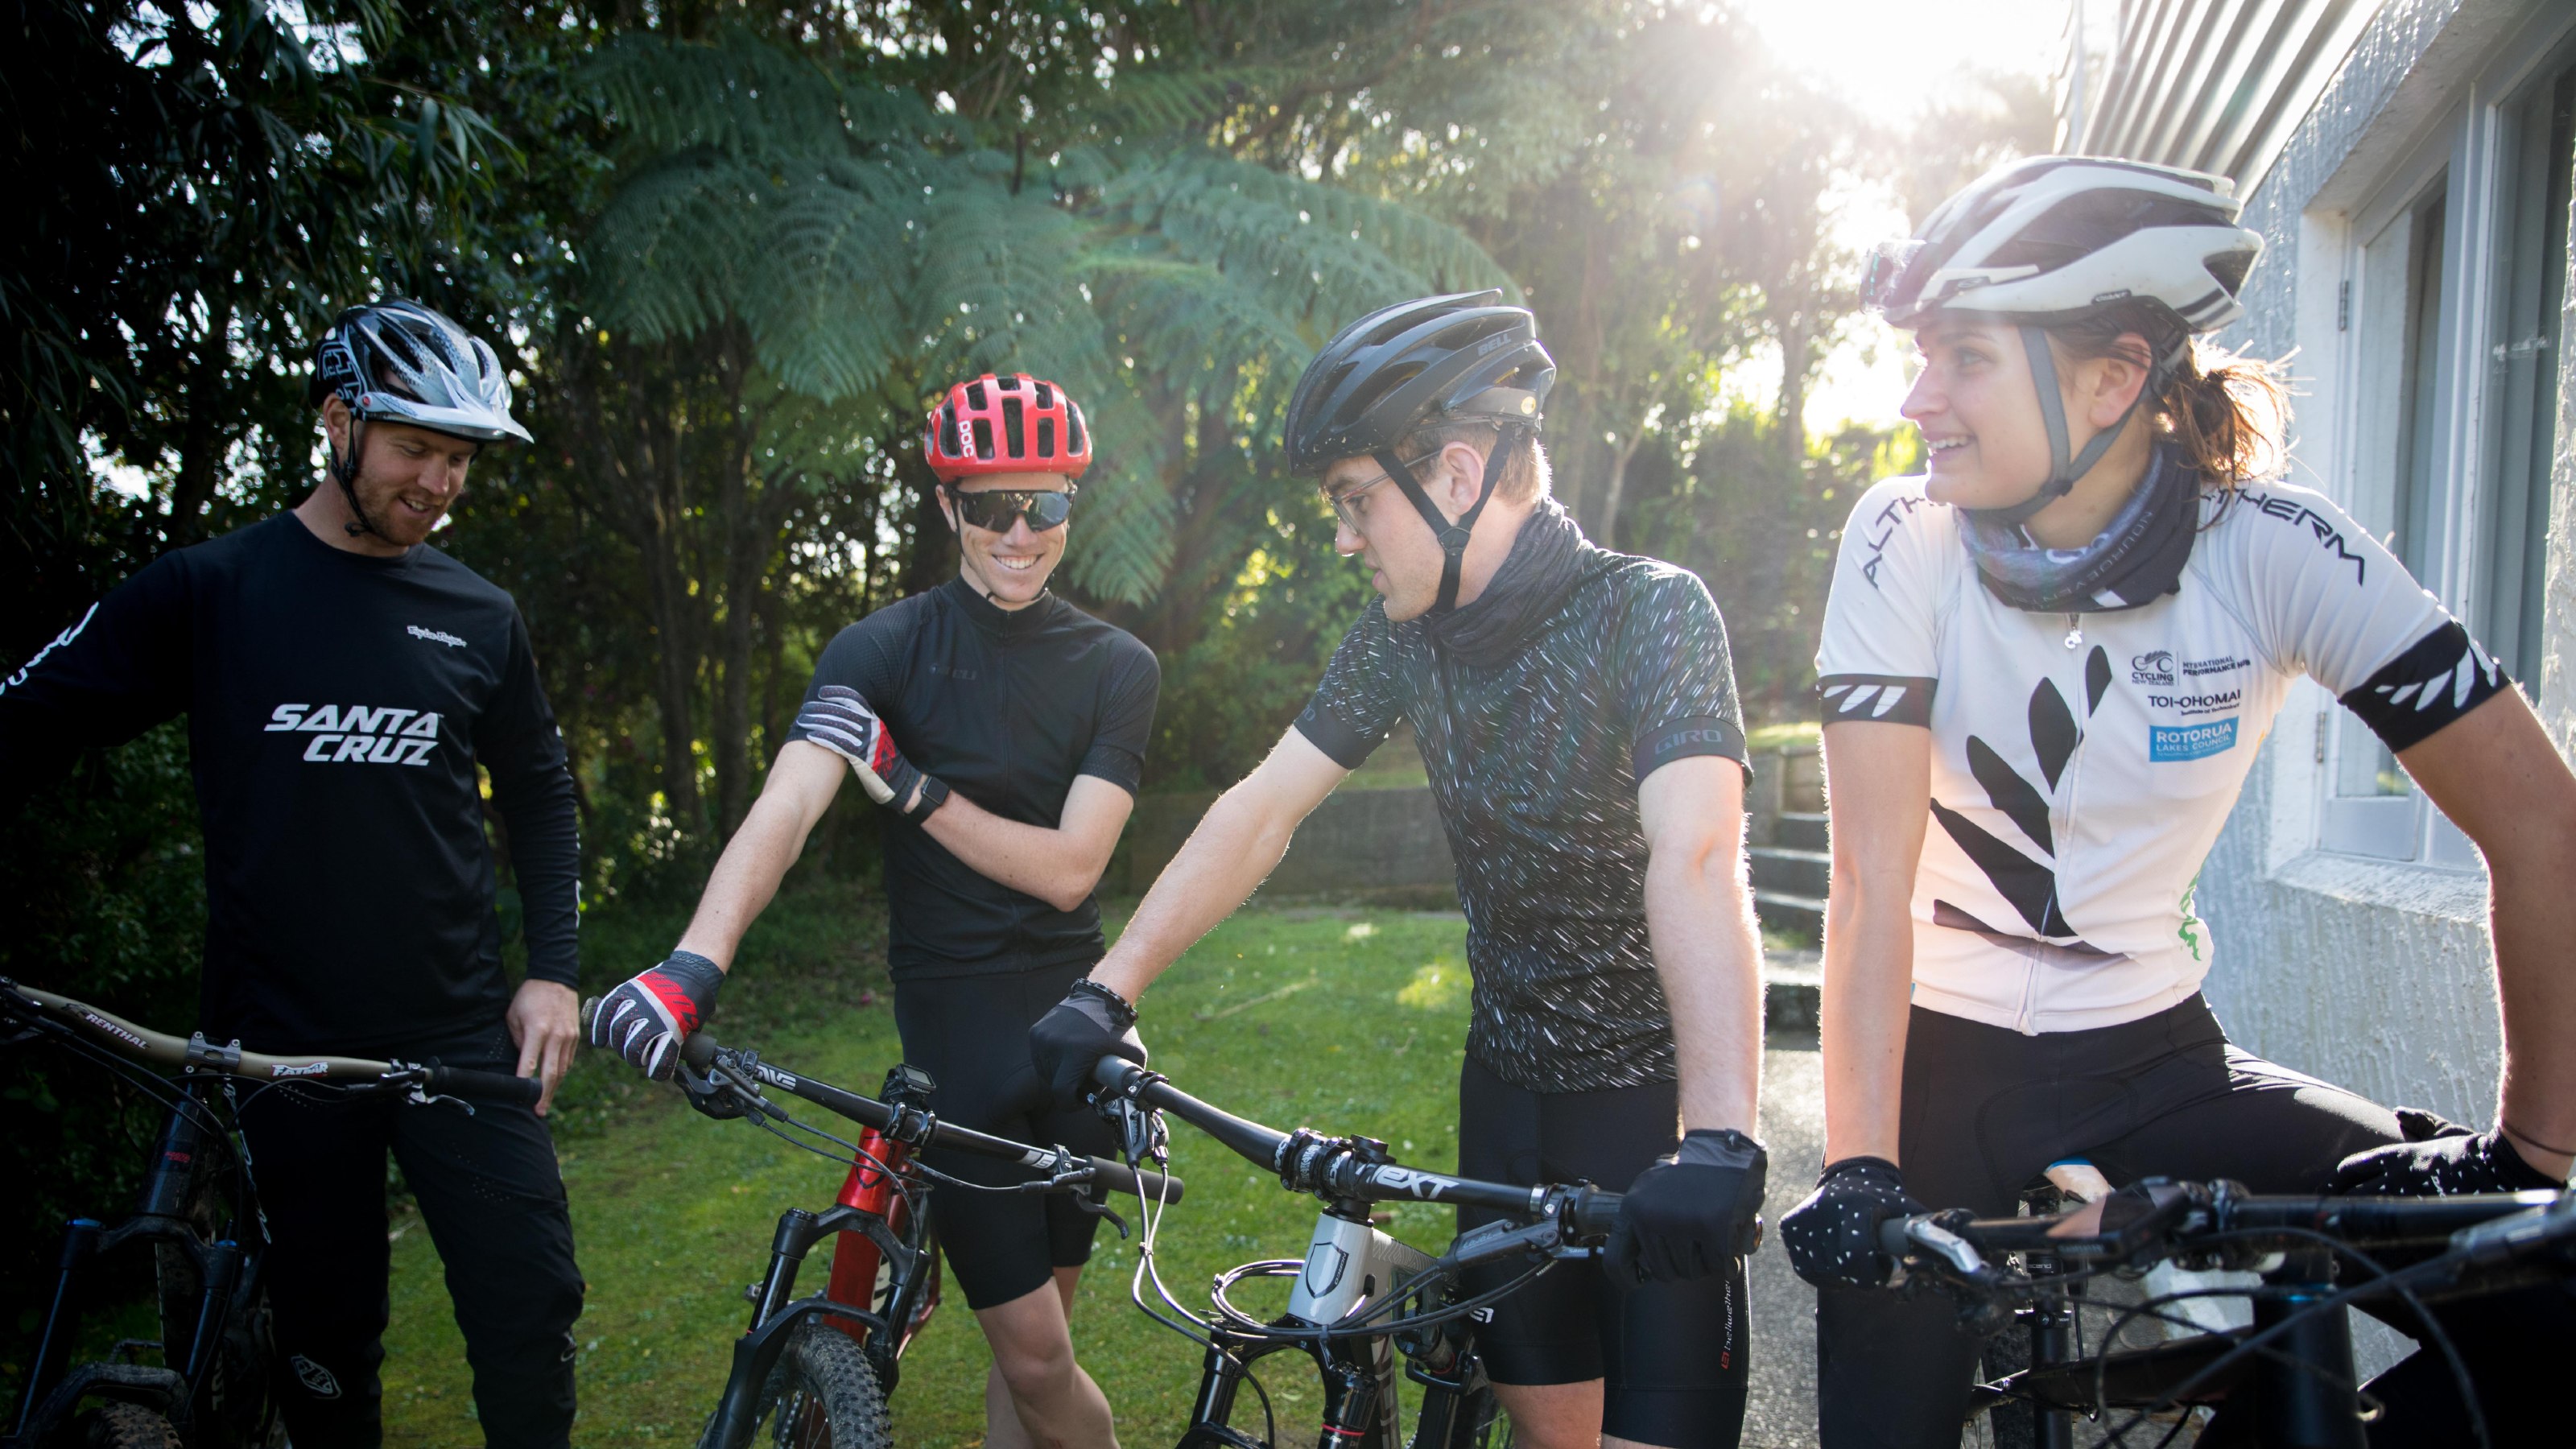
[2320,14,2574,865]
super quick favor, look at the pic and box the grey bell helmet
[308,299,530,538]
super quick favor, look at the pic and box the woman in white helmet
[1781,156,2576,1444]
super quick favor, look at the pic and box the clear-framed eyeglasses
[1319,452,1435,531]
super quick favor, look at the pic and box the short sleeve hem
[1293,709,1383,771]
[1633,714,1746,779]
[1075,745,1145,795]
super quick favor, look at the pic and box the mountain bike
[1,978,542,1449]
[1084,1057,1625,1449]
[617,1014,1186,1449]
[1877,1174,2575,1447]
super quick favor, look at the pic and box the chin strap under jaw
[330,414,385,539]
[1969,326,2149,531]
[1375,431,1523,614]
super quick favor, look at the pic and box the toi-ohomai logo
[265,703,443,766]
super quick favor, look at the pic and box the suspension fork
[2252,1249,2363,1449]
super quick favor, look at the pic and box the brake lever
[1437,1214,1572,1271]
[1905,1218,1993,1282]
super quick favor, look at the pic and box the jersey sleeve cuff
[1818,674,1937,726]
[1633,715,1746,779]
[1075,745,1144,795]
[1293,708,1384,771]
[524,959,580,989]
[2340,621,2508,753]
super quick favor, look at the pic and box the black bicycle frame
[9,1075,262,1447]
[1173,1271,1496,1449]
[696,1201,917,1449]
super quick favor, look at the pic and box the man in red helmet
[592,374,1156,1449]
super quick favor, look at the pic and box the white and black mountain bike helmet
[1282,291,1555,612]
[308,299,530,537]
[1862,156,2263,523]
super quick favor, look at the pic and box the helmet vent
[1002,396,1026,457]
[1063,405,1085,456]
[1038,419,1056,455]
[972,418,994,460]
[966,379,988,410]
[1034,381,1054,408]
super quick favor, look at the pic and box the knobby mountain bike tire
[753,1322,890,1449]
[75,1402,183,1449]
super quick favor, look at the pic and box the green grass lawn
[379,884,1482,1446]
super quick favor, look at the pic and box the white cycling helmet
[308,299,529,538]
[1863,157,2264,523]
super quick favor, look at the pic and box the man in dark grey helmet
[0,299,585,1447]
[1030,291,1772,1449]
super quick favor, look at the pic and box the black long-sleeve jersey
[786,577,1160,980]
[0,513,581,1054]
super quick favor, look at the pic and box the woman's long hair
[2050,303,2291,489]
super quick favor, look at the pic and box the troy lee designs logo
[266,704,443,765]
[407,625,467,648]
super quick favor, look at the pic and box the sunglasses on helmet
[942,485,1077,532]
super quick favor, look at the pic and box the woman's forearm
[1820,877,1915,1164]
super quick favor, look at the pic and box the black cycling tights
[1816,995,2574,1449]
[1456,1058,1748,1448]
[237,1022,582,1449]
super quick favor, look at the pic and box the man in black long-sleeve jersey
[0,300,587,1448]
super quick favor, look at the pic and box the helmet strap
[1969,326,2142,530]
[1375,432,1517,614]
[331,414,386,539]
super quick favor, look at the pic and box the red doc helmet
[924,374,1092,481]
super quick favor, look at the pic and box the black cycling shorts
[892,960,1121,1311]
[1817,993,2576,1449]
[1455,1057,1748,1448]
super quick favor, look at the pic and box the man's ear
[321,396,351,454]
[1439,440,1491,515]
[934,484,960,533]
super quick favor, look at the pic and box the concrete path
[1746,1035,1825,1448]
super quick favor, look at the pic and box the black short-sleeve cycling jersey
[1294,550,1746,1093]
[0,514,581,1055]
[787,577,1159,980]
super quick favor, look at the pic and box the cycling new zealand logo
[266,704,443,765]
[2130,650,2176,686]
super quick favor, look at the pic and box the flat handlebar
[3,978,543,1105]
[1877,1179,2573,1279]
[642,1018,1183,1204]
[1092,1057,1620,1236]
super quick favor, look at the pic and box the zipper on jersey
[2062,613,2083,650]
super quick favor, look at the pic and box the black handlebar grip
[1877,1218,1914,1258]
[679,1030,720,1072]
[427,1064,543,1105]
[1570,1188,1624,1239]
[1084,1155,1186,1205]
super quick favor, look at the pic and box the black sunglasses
[943,484,1077,532]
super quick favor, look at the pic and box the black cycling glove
[1028,980,1147,1106]
[1779,1156,1925,1291]
[1606,1128,1769,1283]
[2329,1108,2565,1197]
[590,950,724,1081]
[796,685,949,823]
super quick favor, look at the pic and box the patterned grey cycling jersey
[1816,473,2508,1034]
[1295,550,1748,1092]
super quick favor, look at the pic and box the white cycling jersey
[1816,473,2506,1034]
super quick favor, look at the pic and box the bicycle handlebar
[1878,1178,2574,1286]
[2,978,543,1105]
[645,1017,1183,1204]
[1092,1056,1620,1236]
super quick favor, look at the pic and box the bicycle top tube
[672,1026,1184,1204]
[1092,1057,1622,1233]
[2,976,539,1104]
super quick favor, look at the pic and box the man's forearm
[1820,884,1913,1164]
[2488,840,2576,1179]
[918,780,1125,913]
[675,796,817,971]
[1644,846,1764,1134]
[1091,785,1298,1001]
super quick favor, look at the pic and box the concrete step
[1748,845,1830,900]
[1764,951,1822,1032]
[1755,890,1825,942]
[1773,811,1829,853]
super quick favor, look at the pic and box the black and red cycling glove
[591,950,724,1080]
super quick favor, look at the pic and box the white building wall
[2197,0,2576,1122]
